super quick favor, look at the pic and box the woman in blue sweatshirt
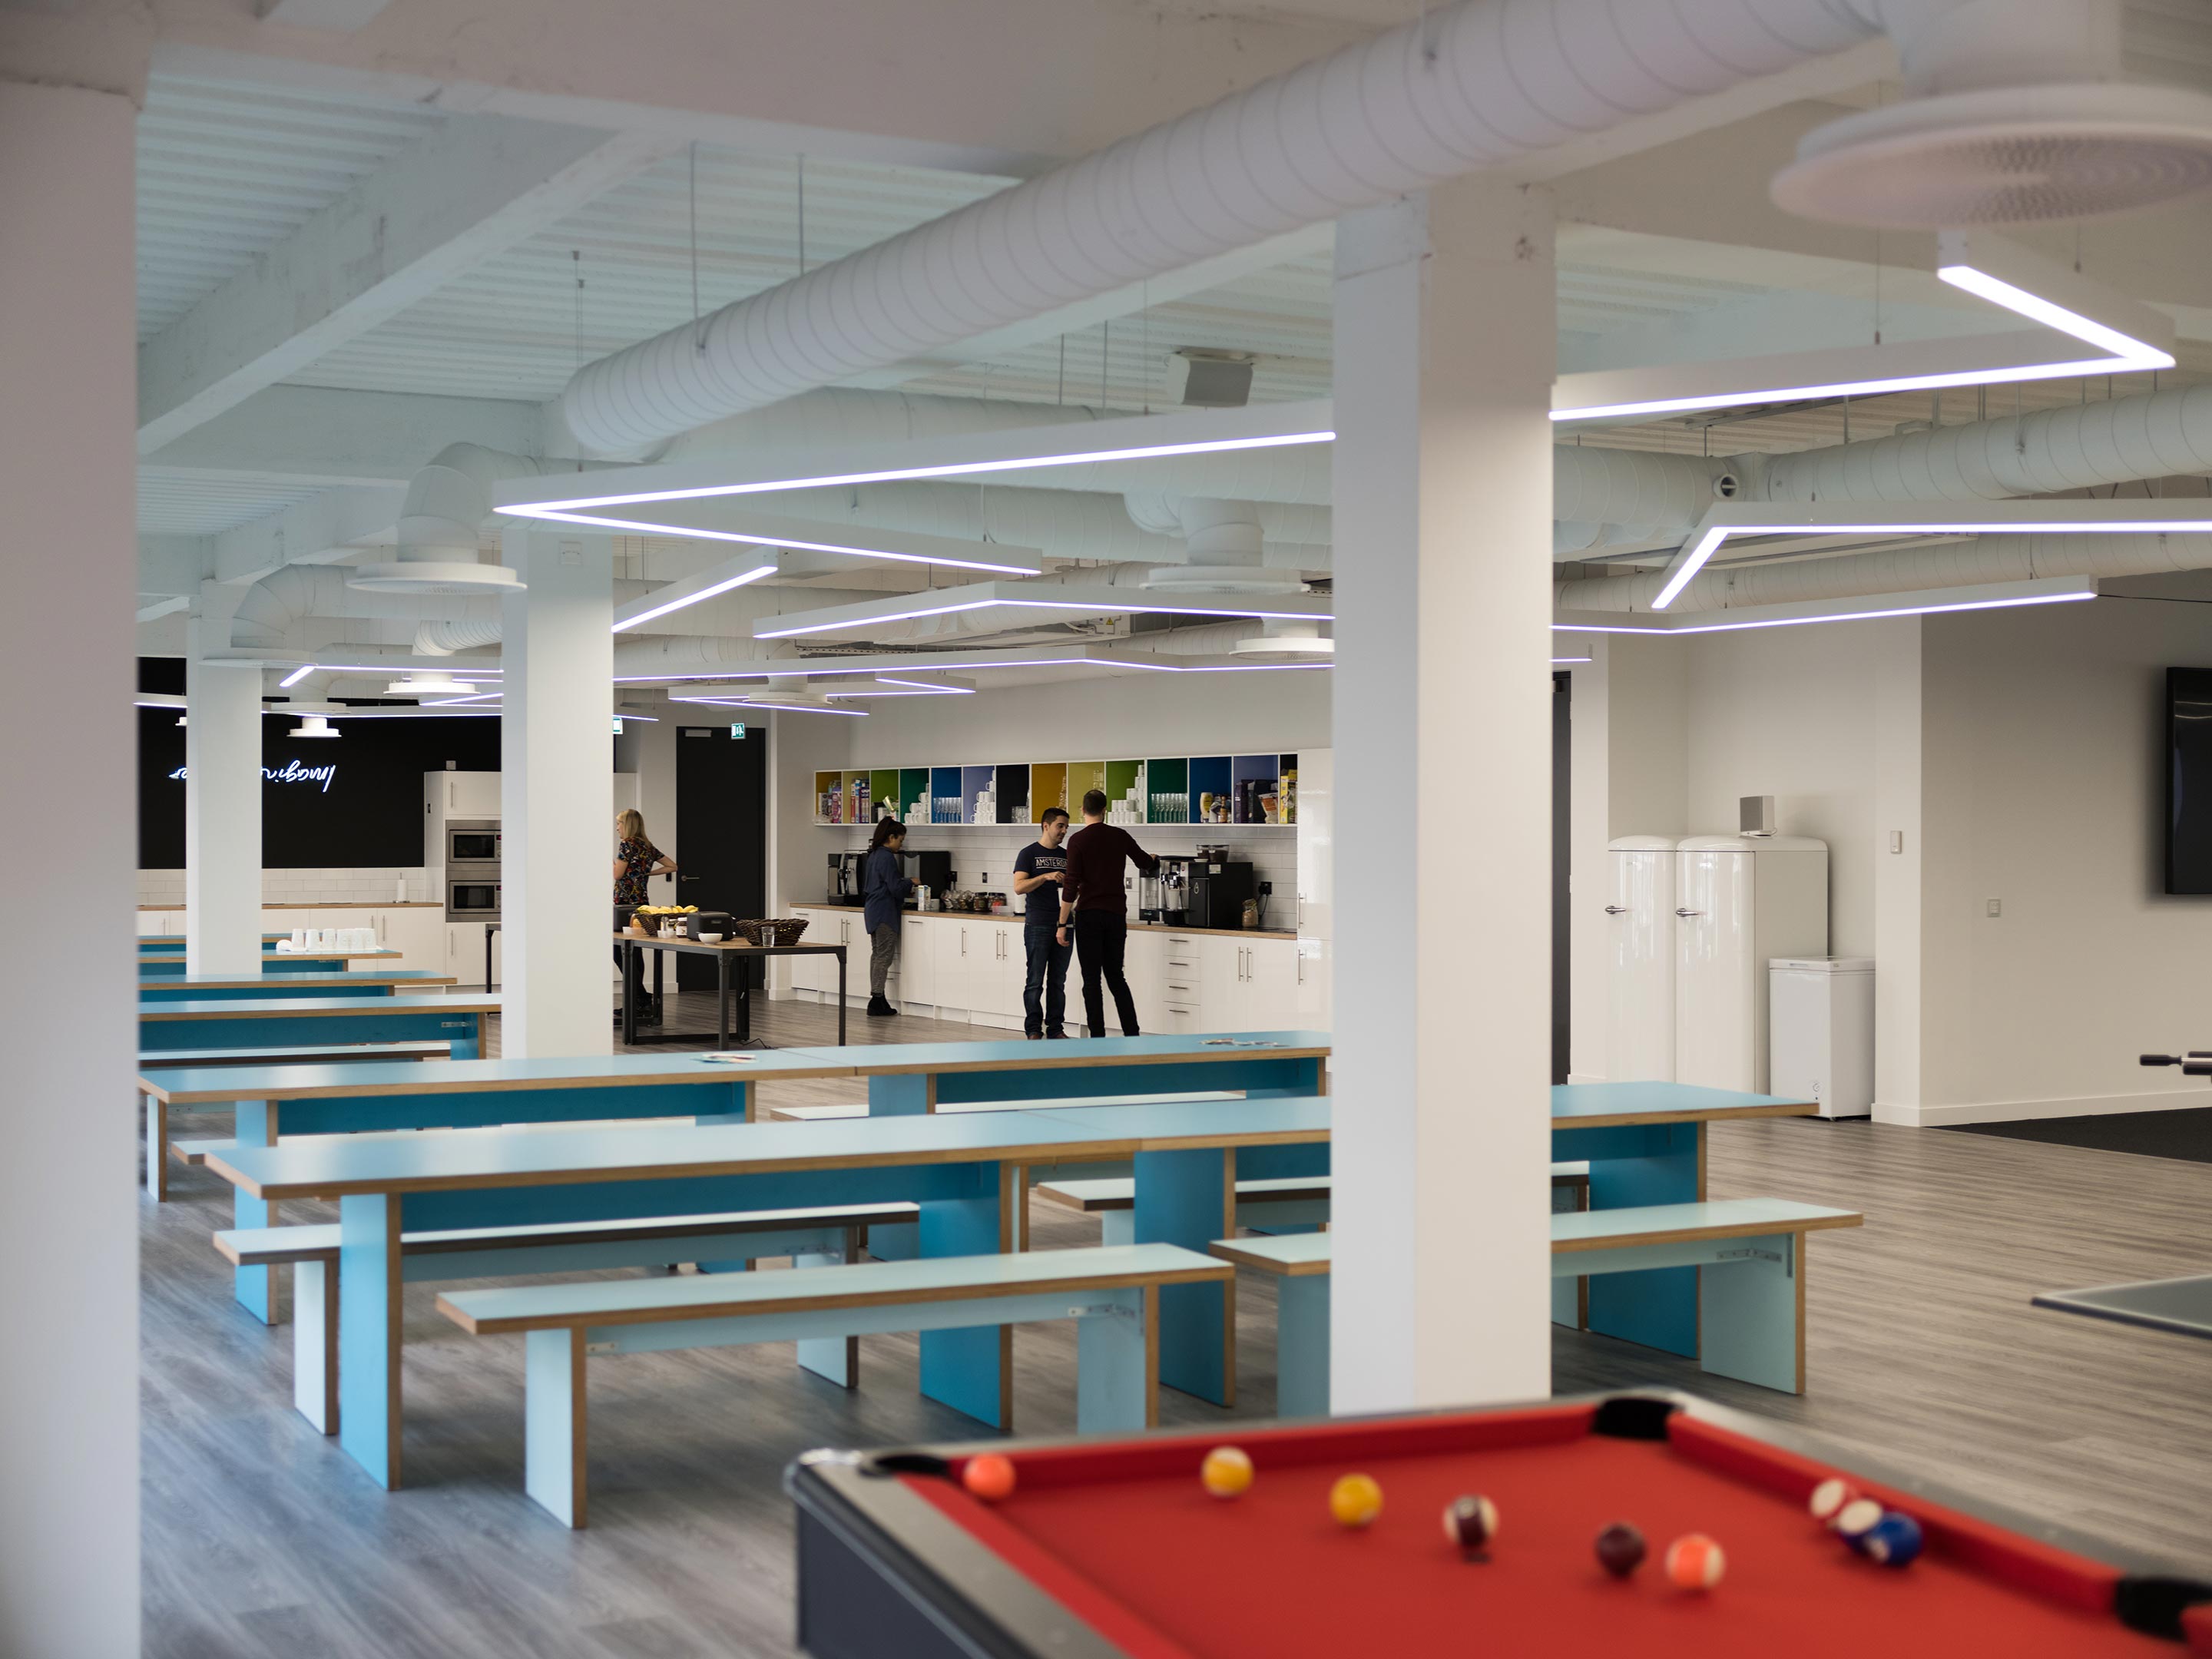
[861,818,914,1017]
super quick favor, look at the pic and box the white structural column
[1329,180,1557,1412]
[184,617,267,975]
[502,528,615,1058]
[0,78,141,1657]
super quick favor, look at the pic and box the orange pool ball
[962,1454,1017,1502]
[1200,1446,1253,1499]
[1329,1472,1383,1528]
[1664,1532,1726,1591]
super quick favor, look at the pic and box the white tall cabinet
[1604,836,1678,1083]
[1293,747,1333,1028]
[1673,836,1829,1093]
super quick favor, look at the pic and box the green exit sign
[730,722,747,740]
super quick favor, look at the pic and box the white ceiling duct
[231,565,505,651]
[415,618,505,657]
[558,0,1913,456]
[1131,498,1306,597]
[1555,529,2212,612]
[350,445,545,595]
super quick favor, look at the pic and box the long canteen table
[206,1097,1333,1492]
[139,949,402,976]
[139,969,458,1000]
[138,995,496,1058]
[1551,1081,1817,1358]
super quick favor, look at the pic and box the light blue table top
[140,995,499,1021]
[137,969,451,992]
[209,1096,1333,1200]
[140,1048,851,1104]
[1551,1081,1814,1125]
[775,1031,1331,1073]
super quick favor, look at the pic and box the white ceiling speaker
[290,716,340,739]
[347,560,525,594]
[1230,621,1333,661]
[1772,83,2212,228]
[385,676,479,699]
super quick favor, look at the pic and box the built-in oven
[447,822,502,863]
[446,878,501,919]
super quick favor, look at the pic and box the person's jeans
[1022,927,1073,1036]
[1071,910,1140,1038]
[869,921,899,997]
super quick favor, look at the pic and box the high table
[139,969,455,999]
[207,1096,1330,1491]
[2034,1272,2212,1342]
[614,932,848,1048]
[789,1389,2212,1659]
[1551,1081,1816,1360]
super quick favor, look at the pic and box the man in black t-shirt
[1012,807,1073,1038]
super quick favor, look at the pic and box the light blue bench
[215,1202,919,1435]
[436,1243,1232,1527]
[139,1040,450,1200]
[1210,1197,1864,1416]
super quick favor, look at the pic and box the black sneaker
[866,995,896,1017]
[1044,1029,1069,1040]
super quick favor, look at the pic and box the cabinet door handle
[1604,905,1629,915]
[1674,909,1705,919]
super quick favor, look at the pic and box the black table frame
[618,934,847,1050]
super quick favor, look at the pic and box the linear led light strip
[670,695,869,717]
[821,677,978,698]
[611,561,777,634]
[755,597,1330,641]
[1564,585,2097,635]
[535,512,1042,577]
[1554,230,2174,424]
[1652,514,2212,611]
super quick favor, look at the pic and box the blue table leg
[338,1193,402,1489]
[868,1074,931,1117]
[451,1014,482,1060]
[1275,1274,1331,1419]
[1133,1147,1233,1405]
[233,1100,275,1324]
[1580,1121,1701,1358]
[694,1084,755,1274]
[916,1162,1008,1428]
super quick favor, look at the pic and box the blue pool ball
[1862,1512,1924,1568]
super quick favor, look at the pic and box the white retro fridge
[1673,836,1829,1094]
[1604,836,1680,1082]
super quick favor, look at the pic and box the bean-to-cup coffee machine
[1186,856,1256,930]
[829,851,866,902]
[833,847,953,907]
[902,849,952,905]
[1145,858,1193,925]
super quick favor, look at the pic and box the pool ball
[1441,1494,1498,1552]
[1200,1446,1253,1499]
[1809,1478,1862,1527]
[1862,1512,1925,1568]
[962,1454,1016,1502]
[1594,1522,1647,1577]
[1329,1473,1383,1528]
[1833,1497,1886,1551]
[1664,1533,1726,1591]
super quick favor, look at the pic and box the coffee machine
[829,851,866,902]
[1186,856,1256,930]
[1147,858,1193,925]
[902,848,953,906]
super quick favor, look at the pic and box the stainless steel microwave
[447,826,502,863]
[446,879,501,917]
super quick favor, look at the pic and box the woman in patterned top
[612,809,677,1024]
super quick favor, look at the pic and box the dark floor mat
[1945,1106,2212,1165]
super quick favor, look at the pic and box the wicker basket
[737,917,810,948]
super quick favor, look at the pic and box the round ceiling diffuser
[347,561,525,595]
[1771,84,2212,228]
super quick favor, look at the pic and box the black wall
[139,704,500,869]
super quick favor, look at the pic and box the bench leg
[525,1328,588,1528]
[337,1194,403,1491]
[794,1229,859,1389]
[1698,1232,1803,1394]
[1583,1124,1700,1359]
[145,1095,167,1202]
[868,1074,932,1118]
[293,1259,339,1435]
[1274,1274,1331,1419]
[233,1100,277,1325]
[916,1166,1010,1430]
[1075,1286,1157,1433]
[1550,1181,1584,1331]
[1132,1147,1233,1407]
[1099,1210,1136,1248]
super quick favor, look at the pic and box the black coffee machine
[902,848,953,904]
[1186,857,1255,929]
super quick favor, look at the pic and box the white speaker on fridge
[1604,836,1680,1082]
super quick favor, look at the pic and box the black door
[674,724,768,991]
[1551,672,1571,1084]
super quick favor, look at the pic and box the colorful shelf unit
[821,753,1301,827]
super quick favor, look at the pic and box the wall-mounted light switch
[1890,831,1903,854]
[1985,898,2002,918]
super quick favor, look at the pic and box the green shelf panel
[898,768,930,822]
[1146,757,1190,823]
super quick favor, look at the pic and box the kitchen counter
[800,902,1292,940]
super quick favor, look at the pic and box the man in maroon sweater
[1055,788,1161,1037]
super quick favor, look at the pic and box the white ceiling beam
[149,0,1373,180]
[137,535,214,599]
[141,386,548,488]
[259,0,393,27]
[137,114,681,453]
[210,485,409,586]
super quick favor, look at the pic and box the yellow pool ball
[1200,1446,1253,1499]
[1330,1472,1383,1528]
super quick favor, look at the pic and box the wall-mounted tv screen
[2166,667,2212,893]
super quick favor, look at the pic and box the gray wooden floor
[142,995,2212,1656]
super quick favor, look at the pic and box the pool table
[787,1392,2212,1658]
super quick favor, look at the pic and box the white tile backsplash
[136,867,435,906]
[830,825,1299,926]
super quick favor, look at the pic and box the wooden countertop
[793,903,1294,940]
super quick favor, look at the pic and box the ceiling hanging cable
[796,154,808,278]
[1100,320,1110,411]
[688,143,705,356]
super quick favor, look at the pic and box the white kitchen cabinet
[444,922,501,989]
[897,916,934,1006]
[432,770,501,818]
[372,907,445,974]
[1243,937,1297,1025]
[1293,747,1333,942]
[1123,928,1168,1033]
[1293,935,1331,1029]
